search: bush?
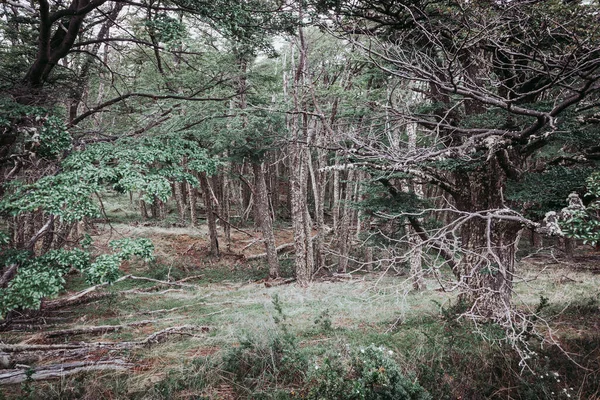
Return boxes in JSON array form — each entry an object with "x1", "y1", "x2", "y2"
[{"x1": 306, "y1": 344, "x2": 431, "y2": 400}]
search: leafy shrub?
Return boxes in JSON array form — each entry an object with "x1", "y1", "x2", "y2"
[
  {"x1": 0, "y1": 249, "x2": 90, "y2": 315},
  {"x1": 0, "y1": 238, "x2": 154, "y2": 316},
  {"x1": 306, "y1": 344, "x2": 430, "y2": 400},
  {"x1": 84, "y1": 238, "x2": 155, "y2": 284},
  {"x1": 559, "y1": 172, "x2": 600, "y2": 246}
]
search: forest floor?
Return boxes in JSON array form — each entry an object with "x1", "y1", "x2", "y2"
[{"x1": 1, "y1": 206, "x2": 600, "y2": 399}]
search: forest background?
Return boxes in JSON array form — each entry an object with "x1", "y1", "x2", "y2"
[{"x1": 1, "y1": 0, "x2": 600, "y2": 398}]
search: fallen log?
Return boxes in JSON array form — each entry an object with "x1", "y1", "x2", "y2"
[
  {"x1": 67, "y1": 274, "x2": 199, "y2": 301},
  {"x1": 245, "y1": 242, "x2": 295, "y2": 261},
  {"x1": 245, "y1": 227, "x2": 332, "y2": 261},
  {"x1": 43, "y1": 292, "x2": 114, "y2": 311},
  {"x1": 0, "y1": 360, "x2": 133, "y2": 385},
  {"x1": 24, "y1": 319, "x2": 157, "y2": 341},
  {"x1": 263, "y1": 278, "x2": 296, "y2": 287},
  {"x1": 1, "y1": 325, "x2": 209, "y2": 353}
]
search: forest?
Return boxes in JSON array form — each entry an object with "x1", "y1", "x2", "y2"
[{"x1": 1, "y1": 0, "x2": 600, "y2": 398}]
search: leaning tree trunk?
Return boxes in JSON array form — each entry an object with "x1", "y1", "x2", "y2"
[
  {"x1": 253, "y1": 162, "x2": 280, "y2": 278},
  {"x1": 454, "y1": 157, "x2": 522, "y2": 318}
]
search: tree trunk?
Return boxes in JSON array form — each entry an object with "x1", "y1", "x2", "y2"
[
  {"x1": 290, "y1": 23, "x2": 314, "y2": 285},
  {"x1": 253, "y1": 162, "x2": 280, "y2": 278},
  {"x1": 338, "y1": 169, "x2": 355, "y2": 273},
  {"x1": 187, "y1": 182, "x2": 197, "y2": 227},
  {"x1": 221, "y1": 169, "x2": 231, "y2": 246},
  {"x1": 173, "y1": 181, "x2": 186, "y2": 225},
  {"x1": 454, "y1": 158, "x2": 522, "y2": 318},
  {"x1": 308, "y1": 146, "x2": 326, "y2": 273},
  {"x1": 199, "y1": 172, "x2": 219, "y2": 257},
  {"x1": 40, "y1": 215, "x2": 55, "y2": 255},
  {"x1": 332, "y1": 158, "x2": 341, "y2": 234},
  {"x1": 406, "y1": 122, "x2": 426, "y2": 291},
  {"x1": 140, "y1": 197, "x2": 149, "y2": 220}
]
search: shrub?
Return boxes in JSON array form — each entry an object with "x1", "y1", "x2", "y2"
[{"x1": 306, "y1": 344, "x2": 431, "y2": 400}]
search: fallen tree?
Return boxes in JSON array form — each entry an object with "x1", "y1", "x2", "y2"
[{"x1": 0, "y1": 360, "x2": 134, "y2": 385}]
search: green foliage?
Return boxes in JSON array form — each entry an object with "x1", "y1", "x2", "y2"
[
  {"x1": 109, "y1": 238, "x2": 155, "y2": 262},
  {"x1": 0, "y1": 249, "x2": 90, "y2": 315},
  {"x1": 306, "y1": 345, "x2": 430, "y2": 400},
  {"x1": 85, "y1": 238, "x2": 155, "y2": 284},
  {"x1": 0, "y1": 97, "x2": 46, "y2": 128},
  {"x1": 63, "y1": 135, "x2": 219, "y2": 202},
  {"x1": 145, "y1": 14, "x2": 186, "y2": 46},
  {"x1": 507, "y1": 166, "x2": 595, "y2": 218},
  {"x1": 0, "y1": 97, "x2": 70, "y2": 159},
  {"x1": 559, "y1": 172, "x2": 600, "y2": 246},
  {"x1": 585, "y1": 171, "x2": 600, "y2": 196},
  {"x1": 37, "y1": 116, "x2": 72, "y2": 158},
  {"x1": 0, "y1": 237, "x2": 154, "y2": 315},
  {"x1": 173, "y1": 0, "x2": 297, "y2": 56},
  {"x1": 226, "y1": 110, "x2": 288, "y2": 163},
  {"x1": 1, "y1": 173, "x2": 101, "y2": 223},
  {"x1": 1, "y1": 133, "x2": 221, "y2": 225},
  {"x1": 85, "y1": 254, "x2": 123, "y2": 285}
]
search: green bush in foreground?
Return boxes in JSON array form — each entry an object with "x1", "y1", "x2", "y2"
[{"x1": 306, "y1": 344, "x2": 430, "y2": 400}]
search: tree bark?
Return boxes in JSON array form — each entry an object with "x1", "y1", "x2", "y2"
[
  {"x1": 406, "y1": 122, "x2": 426, "y2": 291},
  {"x1": 289, "y1": 22, "x2": 314, "y2": 284},
  {"x1": 454, "y1": 158, "x2": 522, "y2": 317},
  {"x1": 188, "y1": 182, "x2": 197, "y2": 227},
  {"x1": 140, "y1": 197, "x2": 149, "y2": 220},
  {"x1": 199, "y1": 172, "x2": 219, "y2": 257},
  {"x1": 173, "y1": 181, "x2": 187, "y2": 225},
  {"x1": 221, "y1": 169, "x2": 231, "y2": 246},
  {"x1": 338, "y1": 169, "x2": 355, "y2": 273},
  {"x1": 308, "y1": 144, "x2": 326, "y2": 272},
  {"x1": 253, "y1": 162, "x2": 280, "y2": 278}
]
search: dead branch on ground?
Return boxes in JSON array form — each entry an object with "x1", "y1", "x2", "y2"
[
  {"x1": 1, "y1": 325, "x2": 208, "y2": 354},
  {"x1": 0, "y1": 360, "x2": 133, "y2": 385}
]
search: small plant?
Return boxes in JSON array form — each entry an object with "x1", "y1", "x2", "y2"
[
  {"x1": 149, "y1": 357, "x2": 215, "y2": 400},
  {"x1": 18, "y1": 368, "x2": 35, "y2": 400},
  {"x1": 314, "y1": 309, "x2": 333, "y2": 332},
  {"x1": 222, "y1": 295, "x2": 308, "y2": 395}
]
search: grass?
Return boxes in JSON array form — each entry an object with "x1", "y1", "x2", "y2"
[{"x1": 2, "y1": 218, "x2": 600, "y2": 399}]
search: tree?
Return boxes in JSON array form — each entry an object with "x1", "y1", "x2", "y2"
[{"x1": 319, "y1": 0, "x2": 600, "y2": 319}]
